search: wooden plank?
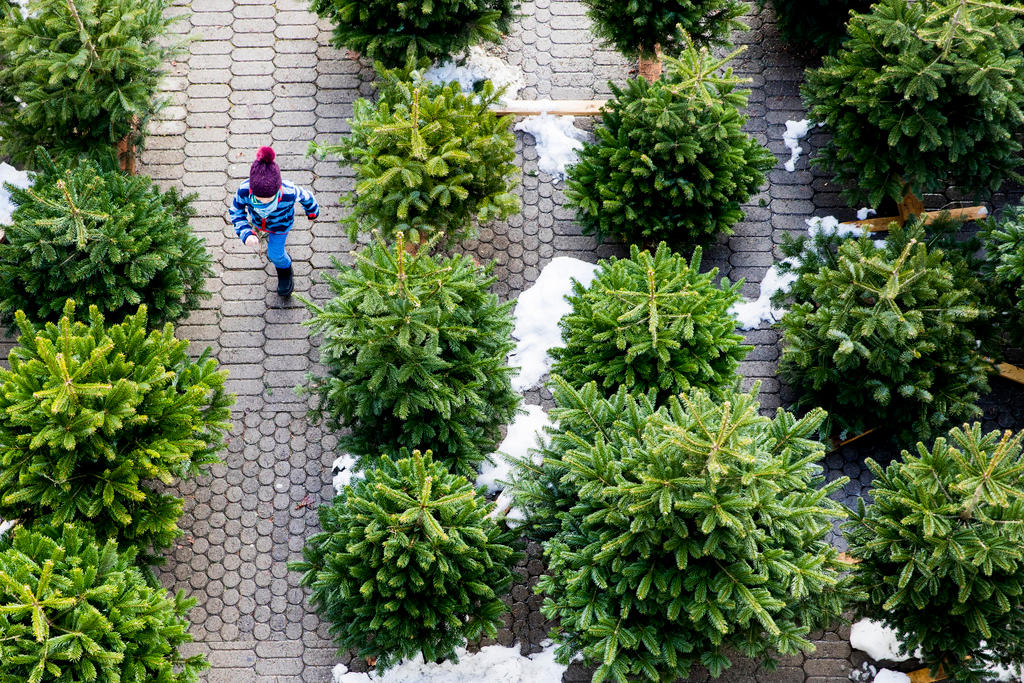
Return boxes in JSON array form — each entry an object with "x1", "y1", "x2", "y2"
[
  {"x1": 909, "y1": 665, "x2": 944, "y2": 683},
  {"x1": 840, "y1": 206, "x2": 989, "y2": 233},
  {"x1": 997, "y1": 362, "x2": 1024, "y2": 386},
  {"x1": 493, "y1": 99, "x2": 608, "y2": 116}
]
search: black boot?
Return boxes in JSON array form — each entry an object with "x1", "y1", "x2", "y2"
[{"x1": 276, "y1": 266, "x2": 294, "y2": 296}]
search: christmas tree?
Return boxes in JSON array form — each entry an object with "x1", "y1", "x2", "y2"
[
  {"x1": 979, "y1": 204, "x2": 1024, "y2": 351},
  {"x1": 0, "y1": 301, "x2": 233, "y2": 555},
  {"x1": 311, "y1": 0, "x2": 517, "y2": 67},
  {"x1": 0, "y1": 523, "x2": 206, "y2": 682},
  {"x1": 803, "y1": 0, "x2": 1024, "y2": 208},
  {"x1": 566, "y1": 44, "x2": 775, "y2": 246},
  {"x1": 581, "y1": 0, "x2": 745, "y2": 59},
  {"x1": 312, "y1": 64, "x2": 520, "y2": 246},
  {"x1": 536, "y1": 386, "x2": 851, "y2": 681},
  {"x1": 758, "y1": 0, "x2": 872, "y2": 54},
  {"x1": 301, "y1": 237, "x2": 520, "y2": 477},
  {"x1": 776, "y1": 222, "x2": 989, "y2": 445},
  {"x1": 846, "y1": 423, "x2": 1024, "y2": 681},
  {"x1": 0, "y1": 0, "x2": 180, "y2": 165},
  {"x1": 0, "y1": 150, "x2": 213, "y2": 332},
  {"x1": 291, "y1": 449, "x2": 521, "y2": 672},
  {"x1": 508, "y1": 376, "x2": 657, "y2": 543},
  {"x1": 551, "y1": 242, "x2": 748, "y2": 404}
]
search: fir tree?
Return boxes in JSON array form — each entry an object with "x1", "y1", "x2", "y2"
[
  {"x1": 0, "y1": 150, "x2": 213, "y2": 332},
  {"x1": 846, "y1": 423, "x2": 1024, "y2": 681},
  {"x1": 803, "y1": 0, "x2": 1024, "y2": 208},
  {"x1": 758, "y1": 0, "x2": 872, "y2": 54},
  {"x1": 566, "y1": 44, "x2": 775, "y2": 246},
  {"x1": 537, "y1": 386, "x2": 851, "y2": 682},
  {"x1": 508, "y1": 376, "x2": 657, "y2": 543},
  {"x1": 551, "y1": 243, "x2": 748, "y2": 404},
  {"x1": 581, "y1": 0, "x2": 745, "y2": 59},
  {"x1": 312, "y1": 63, "x2": 520, "y2": 246},
  {"x1": 301, "y1": 237, "x2": 520, "y2": 477},
  {"x1": 0, "y1": 524, "x2": 206, "y2": 683},
  {"x1": 0, "y1": 0, "x2": 181, "y2": 165},
  {"x1": 777, "y1": 223, "x2": 990, "y2": 445},
  {"x1": 290, "y1": 449, "x2": 521, "y2": 672},
  {"x1": 0, "y1": 301, "x2": 233, "y2": 555},
  {"x1": 979, "y1": 204, "x2": 1024, "y2": 351},
  {"x1": 311, "y1": 0, "x2": 517, "y2": 67}
]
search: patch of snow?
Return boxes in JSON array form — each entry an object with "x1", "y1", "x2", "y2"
[
  {"x1": 0, "y1": 162, "x2": 31, "y2": 226},
  {"x1": 0, "y1": 519, "x2": 14, "y2": 538},
  {"x1": 508, "y1": 257, "x2": 599, "y2": 392},
  {"x1": 987, "y1": 661, "x2": 1024, "y2": 682},
  {"x1": 873, "y1": 670, "x2": 910, "y2": 683},
  {"x1": 423, "y1": 46, "x2": 525, "y2": 105},
  {"x1": 851, "y1": 661, "x2": 878, "y2": 683},
  {"x1": 332, "y1": 642, "x2": 567, "y2": 683},
  {"x1": 731, "y1": 215, "x2": 872, "y2": 329},
  {"x1": 857, "y1": 207, "x2": 876, "y2": 221},
  {"x1": 331, "y1": 453, "x2": 360, "y2": 495},
  {"x1": 730, "y1": 257, "x2": 799, "y2": 330},
  {"x1": 850, "y1": 619, "x2": 913, "y2": 663},
  {"x1": 477, "y1": 405, "x2": 553, "y2": 495},
  {"x1": 806, "y1": 215, "x2": 864, "y2": 239},
  {"x1": 783, "y1": 119, "x2": 812, "y2": 172},
  {"x1": 515, "y1": 114, "x2": 588, "y2": 180}
]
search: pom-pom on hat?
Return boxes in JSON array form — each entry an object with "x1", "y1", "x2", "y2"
[{"x1": 250, "y1": 146, "x2": 282, "y2": 198}]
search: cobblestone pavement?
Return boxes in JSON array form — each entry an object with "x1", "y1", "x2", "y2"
[{"x1": 126, "y1": 1, "x2": 1024, "y2": 681}]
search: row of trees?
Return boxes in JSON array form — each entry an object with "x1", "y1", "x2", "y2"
[
  {"x1": 291, "y1": 233, "x2": 1024, "y2": 681},
  {"x1": 0, "y1": 1, "x2": 231, "y2": 680},
  {"x1": 290, "y1": 1, "x2": 1024, "y2": 681}
]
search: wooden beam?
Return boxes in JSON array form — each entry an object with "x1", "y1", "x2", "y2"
[
  {"x1": 997, "y1": 361, "x2": 1024, "y2": 386},
  {"x1": 840, "y1": 206, "x2": 989, "y2": 233},
  {"x1": 494, "y1": 99, "x2": 608, "y2": 116},
  {"x1": 909, "y1": 665, "x2": 945, "y2": 683}
]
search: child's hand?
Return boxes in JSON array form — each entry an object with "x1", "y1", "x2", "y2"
[{"x1": 244, "y1": 235, "x2": 260, "y2": 251}]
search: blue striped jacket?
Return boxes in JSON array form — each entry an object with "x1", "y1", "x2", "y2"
[{"x1": 230, "y1": 179, "x2": 319, "y2": 242}]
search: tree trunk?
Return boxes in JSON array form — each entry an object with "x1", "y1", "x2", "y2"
[
  {"x1": 637, "y1": 44, "x2": 663, "y2": 81},
  {"x1": 898, "y1": 191, "x2": 925, "y2": 224},
  {"x1": 117, "y1": 116, "x2": 141, "y2": 175}
]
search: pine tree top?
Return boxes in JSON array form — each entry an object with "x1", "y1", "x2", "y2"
[
  {"x1": 777, "y1": 223, "x2": 989, "y2": 444},
  {"x1": 302, "y1": 237, "x2": 519, "y2": 476},
  {"x1": 311, "y1": 0, "x2": 518, "y2": 67},
  {"x1": 0, "y1": 523, "x2": 206, "y2": 682},
  {"x1": 551, "y1": 242, "x2": 749, "y2": 403},
  {"x1": 566, "y1": 43, "x2": 775, "y2": 245},
  {"x1": 847, "y1": 422, "x2": 1024, "y2": 678},
  {"x1": 0, "y1": 0, "x2": 181, "y2": 164},
  {"x1": 581, "y1": 0, "x2": 746, "y2": 59},
  {"x1": 803, "y1": 0, "x2": 1024, "y2": 207},
  {"x1": 312, "y1": 63, "x2": 520, "y2": 246},
  {"x1": 291, "y1": 449, "x2": 521, "y2": 672},
  {"x1": 536, "y1": 385, "x2": 852, "y2": 681},
  {"x1": 0, "y1": 300, "x2": 233, "y2": 554},
  {"x1": 0, "y1": 149, "x2": 213, "y2": 332}
]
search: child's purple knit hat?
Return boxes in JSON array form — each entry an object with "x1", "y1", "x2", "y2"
[{"x1": 250, "y1": 146, "x2": 281, "y2": 197}]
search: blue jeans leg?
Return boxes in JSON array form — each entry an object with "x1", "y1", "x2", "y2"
[{"x1": 266, "y1": 232, "x2": 291, "y2": 268}]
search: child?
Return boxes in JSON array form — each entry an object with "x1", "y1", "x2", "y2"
[{"x1": 230, "y1": 146, "x2": 319, "y2": 296}]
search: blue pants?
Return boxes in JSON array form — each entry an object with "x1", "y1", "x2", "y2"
[{"x1": 266, "y1": 231, "x2": 291, "y2": 268}]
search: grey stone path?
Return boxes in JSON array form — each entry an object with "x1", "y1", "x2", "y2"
[{"x1": 131, "y1": 1, "x2": 1024, "y2": 681}]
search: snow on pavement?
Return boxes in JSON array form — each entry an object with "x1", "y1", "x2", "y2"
[
  {"x1": 508, "y1": 257, "x2": 599, "y2": 392},
  {"x1": 515, "y1": 114, "x2": 589, "y2": 180},
  {"x1": 333, "y1": 643, "x2": 567, "y2": 683},
  {"x1": 0, "y1": 162, "x2": 31, "y2": 225},
  {"x1": 424, "y1": 46, "x2": 525, "y2": 105}
]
